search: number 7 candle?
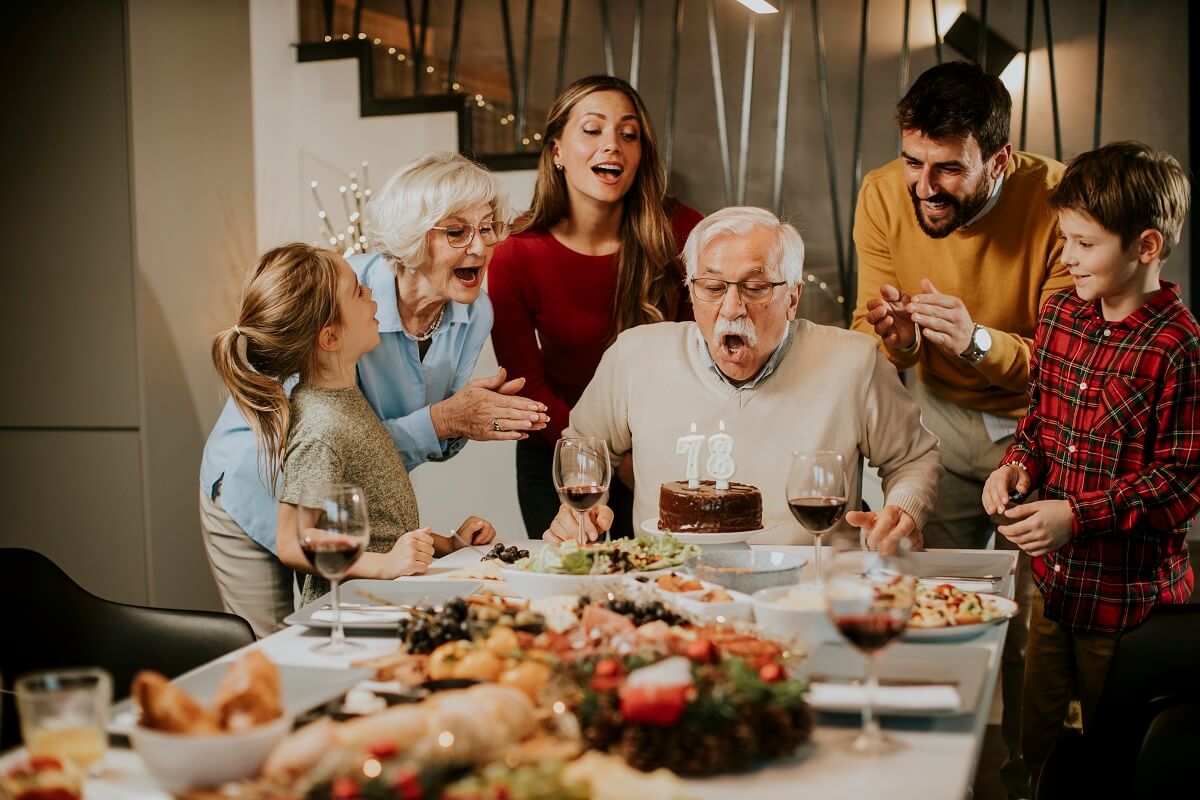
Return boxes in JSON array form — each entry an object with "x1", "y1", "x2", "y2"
[{"x1": 675, "y1": 422, "x2": 706, "y2": 489}]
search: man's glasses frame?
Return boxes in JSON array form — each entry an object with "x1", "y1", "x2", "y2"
[
  {"x1": 431, "y1": 221, "x2": 508, "y2": 248},
  {"x1": 689, "y1": 277, "x2": 788, "y2": 304}
]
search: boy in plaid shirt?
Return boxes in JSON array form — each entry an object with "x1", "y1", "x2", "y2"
[{"x1": 982, "y1": 140, "x2": 1199, "y2": 788}]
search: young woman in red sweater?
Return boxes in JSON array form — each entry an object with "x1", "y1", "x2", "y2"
[{"x1": 488, "y1": 74, "x2": 701, "y2": 539}]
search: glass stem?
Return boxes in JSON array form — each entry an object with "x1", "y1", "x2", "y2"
[
  {"x1": 813, "y1": 534, "x2": 823, "y2": 583},
  {"x1": 330, "y1": 577, "x2": 345, "y2": 647},
  {"x1": 862, "y1": 654, "x2": 881, "y2": 751},
  {"x1": 577, "y1": 510, "x2": 586, "y2": 546}
]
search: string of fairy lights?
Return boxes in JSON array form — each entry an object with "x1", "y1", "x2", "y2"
[
  {"x1": 310, "y1": 162, "x2": 371, "y2": 257},
  {"x1": 309, "y1": 34, "x2": 845, "y2": 310}
]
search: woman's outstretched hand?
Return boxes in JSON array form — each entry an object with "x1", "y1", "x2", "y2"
[{"x1": 430, "y1": 367, "x2": 550, "y2": 441}]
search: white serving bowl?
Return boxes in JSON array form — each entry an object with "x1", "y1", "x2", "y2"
[
  {"x1": 752, "y1": 585, "x2": 839, "y2": 653},
  {"x1": 676, "y1": 587, "x2": 755, "y2": 622},
  {"x1": 689, "y1": 550, "x2": 807, "y2": 594},
  {"x1": 129, "y1": 715, "x2": 293, "y2": 792}
]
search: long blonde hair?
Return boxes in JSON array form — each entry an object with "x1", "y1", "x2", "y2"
[
  {"x1": 212, "y1": 243, "x2": 344, "y2": 485},
  {"x1": 519, "y1": 75, "x2": 680, "y2": 342}
]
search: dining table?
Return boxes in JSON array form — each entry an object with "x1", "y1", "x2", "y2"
[{"x1": 3, "y1": 542, "x2": 1018, "y2": 800}]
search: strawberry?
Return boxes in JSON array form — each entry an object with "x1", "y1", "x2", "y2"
[
  {"x1": 330, "y1": 776, "x2": 360, "y2": 799},
  {"x1": 618, "y1": 684, "x2": 689, "y2": 726},
  {"x1": 758, "y1": 662, "x2": 785, "y2": 683},
  {"x1": 685, "y1": 639, "x2": 719, "y2": 664}
]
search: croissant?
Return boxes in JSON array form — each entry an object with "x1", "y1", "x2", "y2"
[
  {"x1": 214, "y1": 651, "x2": 283, "y2": 731},
  {"x1": 132, "y1": 671, "x2": 220, "y2": 734}
]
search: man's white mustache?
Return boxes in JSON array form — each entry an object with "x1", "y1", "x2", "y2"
[{"x1": 713, "y1": 317, "x2": 759, "y2": 348}]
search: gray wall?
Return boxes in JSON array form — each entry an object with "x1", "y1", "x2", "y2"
[{"x1": 0, "y1": 0, "x2": 255, "y2": 610}]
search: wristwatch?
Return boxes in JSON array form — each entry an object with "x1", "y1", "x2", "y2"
[{"x1": 959, "y1": 324, "x2": 992, "y2": 364}]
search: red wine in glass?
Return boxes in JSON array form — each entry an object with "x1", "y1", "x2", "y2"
[
  {"x1": 299, "y1": 538, "x2": 364, "y2": 580},
  {"x1": 786, "y1": 451, "x2": 848, "y2": 582},
  {"x1": 834, "y1": 612, "x2": 907, "y2": 653},
  {"x1": 552, "y1": 438, "x2": 612, "y2": 545},
  {"x1": 562, "y1": 483, "x2": 606, "y2": 512},
  {"x1": 788, "y1": 495, "x2": 848, "y2": 532}
]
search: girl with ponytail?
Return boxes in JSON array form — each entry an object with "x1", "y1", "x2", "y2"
[{"x1": 206, "y1": 243, "x2": 497, "y2": 627}]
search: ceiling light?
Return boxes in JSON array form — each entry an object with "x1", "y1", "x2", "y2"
[{"x1": 735, "y1": 0, "x2": 779, "y2": 13}]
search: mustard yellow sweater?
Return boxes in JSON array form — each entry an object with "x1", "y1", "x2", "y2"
[{"x1": 851, "y1": 151, "x2": 1072, "y2": 417}]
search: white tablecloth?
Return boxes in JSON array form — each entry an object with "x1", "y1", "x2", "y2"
[{"x1": 6, "y1": 545, "x2": 1016, "y2": 800}]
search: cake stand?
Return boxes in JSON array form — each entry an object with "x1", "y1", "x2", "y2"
[{"x1": 640, "y1": 518, "x2": 777, "y2": 551}]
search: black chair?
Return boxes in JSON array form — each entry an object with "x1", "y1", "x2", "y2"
[
  {"x1": 1133, "y1": 703, "x2": 1200, "y2": 798},
  {"x1": 0, "y1": 547, "x2": 255, "y2": 750},
  {"x1": 1036, "y1": 603, "x2": 1200, "y2": 798}
]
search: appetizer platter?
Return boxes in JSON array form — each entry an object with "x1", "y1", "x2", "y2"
[{"x1": 905, "y1": 583, "x2": 1019, "y2": 641}]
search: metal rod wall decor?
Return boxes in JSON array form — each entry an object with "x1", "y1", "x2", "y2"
[
  {"x1": 844, "y1": 0, "x2": 871, "y2": 318},
  {"x1": 810, "y1": 0, "x2": 847, "y2": 302},
  {"x1": 448, "y1": 0, "x2": 464, "y2": 87},
  {"x1": 664, "y1": 0, "x2": 685, "y2": 178},
  {"x1": 707, "y1": 0, "x2": 735, "y2": 205},
  {"x1": 1094, "y1": 0, "x2": 1107, "y2": 149},
  {"x1": 630, "y1": 0, "x2": 644, "y2": 90},
  {"x1": 898, "y1": 0, "x2": 911, "y2": 154},
  {"x1": 600, "y1": 0, "x2": 615, "y2": 76},
  {"x1": 772, "y1": 0, "x2": 795, "y2": 215},
  {"x1": 518, "y1": 0, "x2": 536, "y2": 148},
  {"x1": 499, "y1": 0, "x2": 521, "y2": 142},
  {"x1": 556, "y1": 0, "x2": 571, "y2": 97},
  {"x1": 1020, "y1": 0, "x2": 1033, "y2": 150},
  {"x1": 736, "y1": 15, "x2": 757, "y2": 206},
  {"x1": 1043, "y1": 0, "x2": 1063, "y2": 161},
  {"x1": 931, "y1": 0, "x2": 943, "y2": 64},
  {"x1": 978, "y1": 0, "x2": 988, "y2": 72}
]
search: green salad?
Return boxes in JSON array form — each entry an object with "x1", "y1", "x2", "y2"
[{"x1": 518, "y1": 534, "x2": 701, "y2": 575}]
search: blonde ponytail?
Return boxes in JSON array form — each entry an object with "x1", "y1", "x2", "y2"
[{"x1": 211, "y1": 243, "x2": 344, "y2": 488}]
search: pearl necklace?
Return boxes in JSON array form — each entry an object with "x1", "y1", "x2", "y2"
[{"x1": 407, "y1": 303, "x2": 446, "y2": 342}]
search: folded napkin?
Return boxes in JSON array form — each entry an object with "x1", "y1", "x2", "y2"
[
  {"x1": 919, "y1": 578, "x2": 998, "y2": 594},
  {"x1": 808, "y1": 681, "x2": 961, "y2": 711}
]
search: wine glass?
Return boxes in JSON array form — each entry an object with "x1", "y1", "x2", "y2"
[
  {"x1": 297, "y1": 483, "x2": 370, "y2": 654},
  {"x1": 552, "y1": 437, "x2": 612, "y2": 545},
  {"x1": 786, "y1": 451, "x2": 848, "y2": 582},
  {"x1": 824, "y1": 543, "x2": 916, "y2": 755}
]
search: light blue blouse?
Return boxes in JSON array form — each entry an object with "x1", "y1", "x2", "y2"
[{"x1": 199, "y1": 252, "x2": 493, "y2": 552}]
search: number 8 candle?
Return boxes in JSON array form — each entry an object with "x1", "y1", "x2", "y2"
[
  {"x1": 706, "y1": 420, "x2": 736, "y2": 490},
  {"x1": 676, "y1": 422, "x2": 706, "y2": 489}
]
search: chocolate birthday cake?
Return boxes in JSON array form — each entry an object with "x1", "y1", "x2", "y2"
[{"x1": 658, "y1": 480, "x2": 762, "y2": 533}]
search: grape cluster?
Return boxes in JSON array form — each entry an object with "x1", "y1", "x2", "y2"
[
  {"x1": 481, "y1": 543, "x2": 530, "y2": 564},
  {"x1": 602, "y1": 597, "x2": 686, "y2": 627},
  {"x1": 397, "y1": 598, "x2": 471, "y2": 654}
]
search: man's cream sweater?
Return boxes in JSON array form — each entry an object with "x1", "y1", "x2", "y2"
[{"x1": 565, "y1": 320, "x2": 943, "y2": 545}]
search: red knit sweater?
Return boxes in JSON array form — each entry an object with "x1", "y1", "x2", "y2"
[{"x1": 488, "y1": 203, "x2": 703, "y2": 447}]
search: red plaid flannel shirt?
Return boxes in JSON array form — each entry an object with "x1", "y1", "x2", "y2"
[{"x1": 1004, "y1": 283, "x2": 1200, "y2": 633}]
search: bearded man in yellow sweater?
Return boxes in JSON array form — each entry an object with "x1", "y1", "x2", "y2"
[{"x1": 852, "y1": 61, "x2": 1070, "y2": 798}]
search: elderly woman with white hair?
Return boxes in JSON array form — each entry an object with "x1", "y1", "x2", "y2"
[
  {"x1": 544, "y1": 205, "x2": 943, "y2": 550},
  {"x1": 200, "y1": 153, "x2": 549, "y2": 636}
]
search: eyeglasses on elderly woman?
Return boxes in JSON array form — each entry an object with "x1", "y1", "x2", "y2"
[
  {"x1": 431, "y1": 221, "x2": 509, "y2": 249},
  {"x1": 689, "y1": 277, "x2": 787, "y2": 304}
]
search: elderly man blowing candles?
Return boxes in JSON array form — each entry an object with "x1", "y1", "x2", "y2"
[{"x1": 544, "y1": 207, "x2": 942, "y2": 549}]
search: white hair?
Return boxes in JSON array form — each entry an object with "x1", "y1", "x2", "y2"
[
  {"x1": 682, "y1": 206, "x2": 805, "y2": 287},
  {"x1": 365, "y1": 152, "x2": 513, "y2": 269}
]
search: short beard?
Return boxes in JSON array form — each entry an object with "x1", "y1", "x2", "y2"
[
  {"x1": 909, "y1": 175, "x2": 994, "y2": 239},
  {"x1": 713, "y1": 316, "x2": 759, "y2": 349}
]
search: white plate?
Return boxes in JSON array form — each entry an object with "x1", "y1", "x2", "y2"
[
  {"x1": 903, "y1": 593, "x2": 1020, "y2": 642},
  {"x1": 498, "y1": 563, "x2": 686, "y2": 599},
  {"x1": 640, "y1": 517, "x2": 777, "y2": 544}
]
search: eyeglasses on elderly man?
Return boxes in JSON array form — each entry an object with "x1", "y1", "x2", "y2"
[{"x1": 689, "y1": 277, "x2": 788, "y2": 304}]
